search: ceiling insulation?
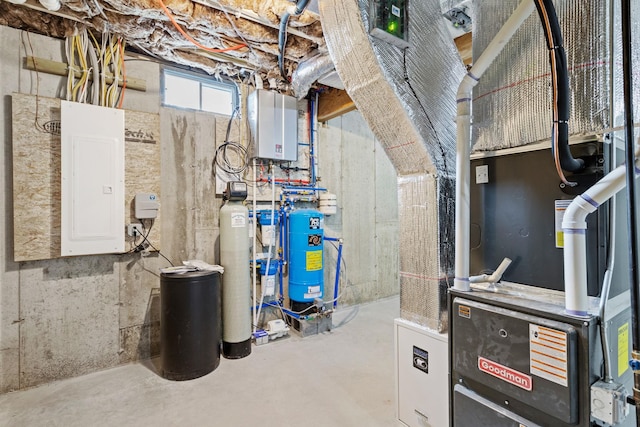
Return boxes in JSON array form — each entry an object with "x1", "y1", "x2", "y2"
[{"x1": 0, "y1": 0, "x2": 326, "y2": 87}]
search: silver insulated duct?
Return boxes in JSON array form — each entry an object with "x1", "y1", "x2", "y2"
[
  {"x1": 319, "y1": 0, "x2": 465, "y2": 331},
  {"x1": 472, "y1": 0, "x2": 640, "y2": 152}
]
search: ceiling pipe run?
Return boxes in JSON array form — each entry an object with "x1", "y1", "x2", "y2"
[{"x1": 453, "y1": 0, "x2": 537, "y2": 292}]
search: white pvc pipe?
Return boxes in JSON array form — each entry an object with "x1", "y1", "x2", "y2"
[
  {"x1": 255, "y1": 163, "x2": 277, "y2": 328},
  {"x1": 252, "y1": 158, "x2": 258, "y2": 334},
  {"x1": 454, "y1": 0, "x2": 536, "y2": 291},
  {"x1": 563, "y1": 164, "x2": 629, "y2": 315},
  {"x1": 469, "y1": 258, "x2": 513, "y2": 284}
]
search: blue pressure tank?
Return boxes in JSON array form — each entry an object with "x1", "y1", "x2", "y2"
[{"x1": 288, "y1": 209, "x2": 324, "y2": 310}]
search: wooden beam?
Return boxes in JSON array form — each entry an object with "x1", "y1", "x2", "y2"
[
  {"x1": 454, "y1": 32, "x2": 472, "y2": 66},
  {"x1": 317, "y1": 88, "x2": 356, "y2": 122},
  {"x1": 25, "y1": 56, "x2": 147, "y2": 92}
]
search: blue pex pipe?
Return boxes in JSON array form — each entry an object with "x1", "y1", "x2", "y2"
[
  {"x1": 252, "y1": 302, "x2": 301, "y2": 319},
  {"x1": 324, "y1": 237, "x2": 343, "y2": 308},
  {"x1": 279, "y1": 207, "x2": 287, "y2": 297}
]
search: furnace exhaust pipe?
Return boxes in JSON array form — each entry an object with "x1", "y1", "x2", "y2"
[{"x1": 454, "y1": 0, "x2": 536, "y2": 291}]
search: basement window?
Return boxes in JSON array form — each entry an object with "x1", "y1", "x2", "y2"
[{"x1": 162, "y1": 68, "x2": 238, "y2": 116}]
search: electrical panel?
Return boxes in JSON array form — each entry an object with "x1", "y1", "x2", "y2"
[
  {"x1": 247, "y1": 89, "x2": 298, "y2": 162},
  {"x1": 61, "y1": 101, "x2": 125, "y2": 256},
  {"x1": 370, "y1": 0, "x2": 410, "y2": 49}
]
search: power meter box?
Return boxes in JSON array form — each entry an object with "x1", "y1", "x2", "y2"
[
  {"x1": 135, "y1": 193, "x2": 159, "y2": 219},
  {"x1": 247, "y1": 89, "x2": 298, "y2": 162},
  {"x1": 370, "y1": 0, "x2": 410, "y2": 49}
]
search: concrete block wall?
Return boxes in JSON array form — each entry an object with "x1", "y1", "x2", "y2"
[{"x1": 0, "y1": 25, "x2": 398, "y2": 393}]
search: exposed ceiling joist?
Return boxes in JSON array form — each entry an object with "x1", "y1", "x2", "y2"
[
  {"x1": 192, "y1": 0, "x2": 324, "y2": 46},
  {"x1": 0, "y1": 0, "x2": 327, "y2": 88}
]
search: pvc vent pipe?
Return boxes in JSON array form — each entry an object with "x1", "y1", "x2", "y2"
[
  {"x1": 562, "y1": 158, "x2": 639, "y2": 316},
  {"x1": 454, "y1": 0, "x2": 536, "y2": 291}
]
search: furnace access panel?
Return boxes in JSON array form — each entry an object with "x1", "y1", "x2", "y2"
[{"x1": 450, "y1": 293, "x2": 598, "y2": 427}]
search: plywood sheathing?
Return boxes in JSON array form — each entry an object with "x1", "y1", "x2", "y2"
[{"x1": 12, "y1": 93, "x2": 161, "y2": 262}]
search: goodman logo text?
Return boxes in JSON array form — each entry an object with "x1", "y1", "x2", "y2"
[{"x1": 478, "y1": 356, "x2": 532, "y2": 391}]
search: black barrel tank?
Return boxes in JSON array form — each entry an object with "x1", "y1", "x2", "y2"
[{"x1": 160, "y1": 270, "x2": 221, "y2": 380}]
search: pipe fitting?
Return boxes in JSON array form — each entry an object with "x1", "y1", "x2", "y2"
[{"x1": 562, "y1": 196, "x2": 593, "y2": 230}]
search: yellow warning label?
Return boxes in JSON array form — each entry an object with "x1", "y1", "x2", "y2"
[
  {"x1": 306, "y1": 250, "x2": 322, "y2": 271},
  {"x1": 555, "y1": 199, "x2": 571, "y2": 248},
  {"x1": 619, "y1": 322, "x2": 629, "y2": 377},
  {"x1": 458, "y1": 305, "x2": 470, "y2": 319}
]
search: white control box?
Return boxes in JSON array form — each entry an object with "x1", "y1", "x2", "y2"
[
  {"x1": 135, "y1": 193, "x2": 159, "y2": 219},
  {"x1": 395, "y1": 318, "x2": 449, "y2": 427}
]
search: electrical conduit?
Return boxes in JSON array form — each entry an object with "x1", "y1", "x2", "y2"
[
  {"x1": 278, "y1": 0, "x2": 311, "y2": 78},
  {"x1": 454, "y1": 0, "x2": 537, "y2": 291},
  {"x1": 619, "y1": 0, "x2": 640, "y2": 417}
]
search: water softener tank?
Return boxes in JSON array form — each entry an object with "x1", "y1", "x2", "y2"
[
  {"x1": 219, "y1": 182, "x2": 251, "y2": 359},
  {"x1": 288, "y1": 209, "x2": 324, "y2": 311},
  {"x1": 160, "y1": 270, "x2": 221, "y2": 380}
]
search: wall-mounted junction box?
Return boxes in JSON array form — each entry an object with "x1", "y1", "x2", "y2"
[
  {"x1": 247, "y1": 89, "x2": 298, "y2": 162},
  {"x1": 135, "y1": 193, "x2": 159, "y2": 219},
  {"x1": 370, "y1": 0, "x2": 410, "y2": 49}
]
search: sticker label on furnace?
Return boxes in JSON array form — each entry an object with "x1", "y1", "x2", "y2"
[
  {"x1": 619, "y1": 322, "x2": 630, "y2": 377},
  {"x1": 478, "y1": 357, "x2": 532, "y2": 391},
  {"x1": 458, "y1": 305, "x2": 471, "y2": 319},
  {"x1": 555, "y1": 199, "x2": 572, "y2": 248},
  {"x1": 529, "y1": 324, "x2": 568, "y2": 387}
]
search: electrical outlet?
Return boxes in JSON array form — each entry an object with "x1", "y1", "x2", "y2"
[
  {"x1": 476, "y1": 164, "x2": 489, "y2": 184},
  {"x1": 127, "y1": 223, "x2": 143, "y2": 237}
]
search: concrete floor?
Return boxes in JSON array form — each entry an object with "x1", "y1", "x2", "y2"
[{"x1": 0, "y1": 296, "x2": 400, "y2": 427}]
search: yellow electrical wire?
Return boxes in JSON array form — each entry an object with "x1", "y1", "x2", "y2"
[
  {"x1": 117, "y1": 39, "x2": 127, "y2": 109},
  {"x1": 66, "y1": 34, "x2": 76, "y2": 101},
  {"x1": 71, "y1": 34, "x2": 89, "y2": 102}
]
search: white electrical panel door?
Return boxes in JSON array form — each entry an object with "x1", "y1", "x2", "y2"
[
  {"x1": 61, "y1": 101, "x2": 125, "y2": 256},
  {"x1": 395, "y1": 318, "x2": 450, "y2": 427}
]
